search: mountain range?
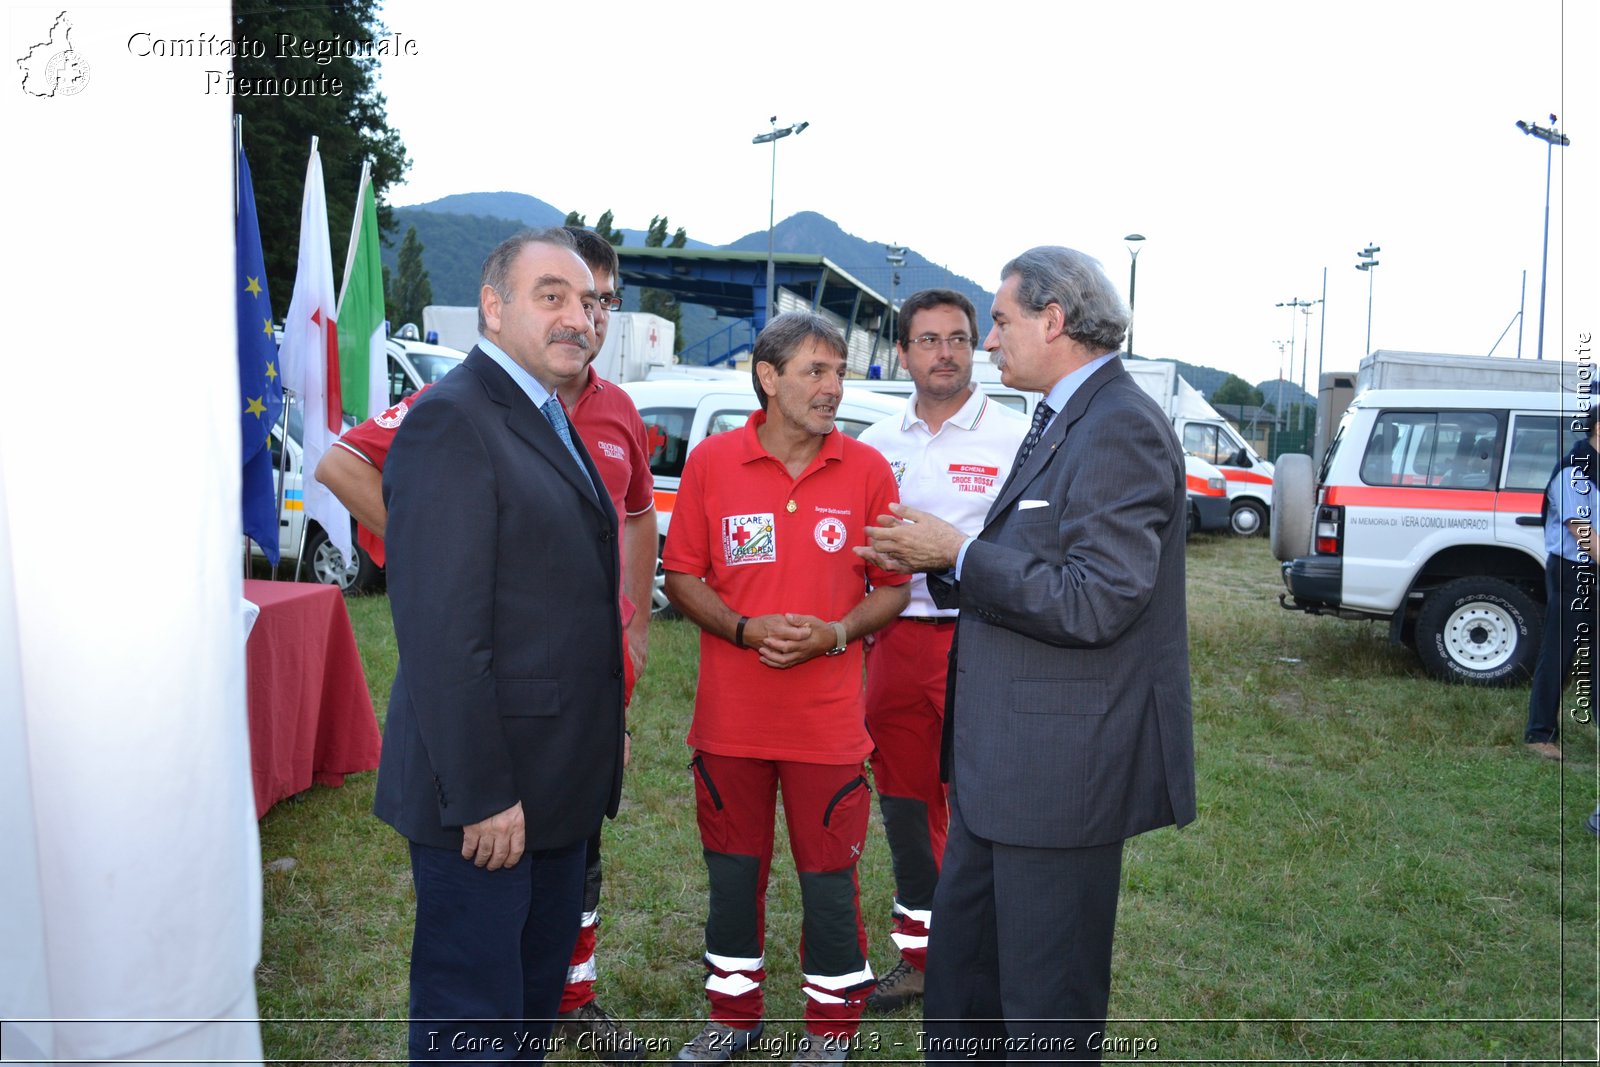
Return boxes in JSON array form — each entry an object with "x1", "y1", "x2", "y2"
[{"x1": 385, "y1": 192, "x2": 1312, "y2": 406}]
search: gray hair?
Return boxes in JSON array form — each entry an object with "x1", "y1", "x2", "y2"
[
  {"x1": 1001, "y1": 246, "x2": 1129, "y2": 354},
  {"x1": 750, "y1": 311, "x2": 848, "y2": 409},
  {"x1": 478, "y1": 227, "x2": 580, "y2": 334}
]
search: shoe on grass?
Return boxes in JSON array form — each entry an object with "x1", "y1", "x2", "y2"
[
  {"x1": 864, "y1": 958, "x2": 924, "y2": 1013},
  {"x1": 557, "y1": 999, "x2": 643, "y2": 1065},
  {"x1": 1526, "y1": 741, "x2": 1564, "y2": 761},
  {"x1": 790, "y1": 1034, "x2": 848, "y2": 1065},
  {"x1": 675, "y1": 1020, "x2": 764, "y2": 1063}
]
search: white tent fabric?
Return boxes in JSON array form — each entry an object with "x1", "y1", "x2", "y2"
[{"x1": 0, "y1": 3, "x2": 264, "y2": 1061}]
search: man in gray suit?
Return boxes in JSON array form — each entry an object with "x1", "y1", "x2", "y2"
[{"x1": 861, "y1": 246, "x2": 1195, "y2": 1061}]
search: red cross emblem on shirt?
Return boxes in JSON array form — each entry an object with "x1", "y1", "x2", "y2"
[{"x1": 814, "y1": 516, "x2": 847, "y2": 553}]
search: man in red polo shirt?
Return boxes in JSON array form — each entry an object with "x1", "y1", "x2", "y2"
[
  {"x1": 662, "y1": 312, "x2": 909, "y2": 1066},
  {"x1": 314, "y1": 228, "x2": 653, "y2": 1063}
]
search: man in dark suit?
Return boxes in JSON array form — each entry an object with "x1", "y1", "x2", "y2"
[
  {"x1": 862, "y1": 246, "x2": 1195, "y2": 1062},
  {"x1": 376, "y1": 227, "x2": 626, "y2": 1062}
]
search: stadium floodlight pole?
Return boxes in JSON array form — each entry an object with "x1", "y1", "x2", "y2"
[
  {"x1": 1124, "y1": 234, "x2": 1145, "y2": 356},
  {"x1": 885, "y1": 244, "x2": 907, "y2": 377},
  {"x1": 752, "y1": 116, "x2": 810, "y2": 322},
  {"x1": 1275, "y1": 297, "x2": 1314, "y2": 431},
  {"x1": 1354, "y1": 245, "x2": 1380, "y2": 355},
  {"x1": 1515, "y1": 116, "x2": 1570, "y2": 360}
]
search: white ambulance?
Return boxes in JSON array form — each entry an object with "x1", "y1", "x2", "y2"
[{"x1": 1274, "y1": 388, "x2": 1589, "y2": 684}]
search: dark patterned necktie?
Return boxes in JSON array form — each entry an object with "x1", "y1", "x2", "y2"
[
  {"x1": 1014, "y1": 400, "x2": 1055, "y2": 470},
  {"x1": 540, "y1": 395, "x2": 596, "y2": 498}
]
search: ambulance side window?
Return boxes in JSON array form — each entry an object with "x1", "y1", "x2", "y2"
[
  {"x1": 638, "y1": 407, "x2": 693, "y2": 479},
  {"x1": 1362, "y1": 412, "x2": 1436, "y2": 486},
  {"x1": 1435, "y1": 413, "x2": 1498, "y2": 489},
  {"x1": 388, "y1": 356, "x2": 409, "y2": 406},
  {"x1": 1183, "y1": 424, "x2": 1224, "y2": 465},
  {"x1": 1360, "y1": 411, "x2": 1496, "y2": 488},
  {"x1": 1505, "y1": 415, "x2": 1583, "y2": 491},
  {"x1": 707, "y1": 409, "x2": 753, "y2": 437}
]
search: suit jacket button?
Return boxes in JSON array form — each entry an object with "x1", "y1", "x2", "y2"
[
  {"x1": 612, "y1": 666, "x2": 623, "y2": 679},
  {"x1": 599, "y1": 530, "x2": 611, "y2": 542}
]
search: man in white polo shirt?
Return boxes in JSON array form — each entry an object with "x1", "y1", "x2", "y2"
[{"x1": 855, "y1": 288, "x2": 1027, "y2": 1012}]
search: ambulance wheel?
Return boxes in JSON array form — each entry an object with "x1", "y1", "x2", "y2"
[
  {"x1": 1270, "y1": 454, "x2": 1315, "y2": 562},
  {"x1": 1414, "y1": 577, "x2": 1540, "y2": 686},
  {"x1": 652, "y1": 550, "x2": 679, "y2": 619},
  {"x1": 1229, "y1": 499, "x2": 1268, "y2": 537},
  {"x1": 303, "y1": 525, "x2": 380, "y2": 594}
]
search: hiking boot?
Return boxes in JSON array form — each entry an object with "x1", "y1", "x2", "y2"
[
  {"x1": 864, "y1": 958, "x2": 924, "y2": 1012},
  {"x1": 557, "y1": 1000, "x2": 644, "y2": 1065},
  {"x1": 675, "y1": 1020, "x2": 764, "y2": 1063},
  {"x1": 790, "y1": 1034, "x2": 848, "y2": 1065}
]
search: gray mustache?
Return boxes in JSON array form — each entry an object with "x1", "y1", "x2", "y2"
[{"x1": 550, "y1": 329, "x2": 591, "y2": 350}]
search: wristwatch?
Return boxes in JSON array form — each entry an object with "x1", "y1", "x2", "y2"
[{"x1": 824, "y1": 621, "x2": 848, "y2": 656}]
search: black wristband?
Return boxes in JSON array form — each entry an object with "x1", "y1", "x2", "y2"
[{"x1": 734, "y1": 615, "x2": 750, "y2": 649}]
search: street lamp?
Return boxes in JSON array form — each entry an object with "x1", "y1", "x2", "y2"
[
  {"x1": 1299, "y1": 301, "x2": 1322, "y2": 434},
  {"x1": 1354, "y1": 244, "x2": 1380, "y2": 355},
  {"x1": 1124, "y1": 234, "x2": 1145, "y2": 356},
  {"x1": 885, "y1": 244, "x2": 907, "y2": 377},
  {"x1": 751, "y1": 116, "x2": 810, "y2": 322},
  {"x1": 1515, "y1": 115, "x2": 1570, "y2": 360},
  {"x1": 1276, "y1": 297, "x2": 1315, "y2": 429}
]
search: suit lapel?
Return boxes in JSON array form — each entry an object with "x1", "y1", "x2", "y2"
[
  {"x1": 986, "y1": 358, "x2": 1128, "y2": 524},
  {"x1": 464, "y1": 349, "x2": 609, "y2": 517}
]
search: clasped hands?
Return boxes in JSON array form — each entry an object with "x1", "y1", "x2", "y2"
[
  {"x1": 740, "y1": 613, "x2": 836, "y2": 669},
  {"x1": 854, "y1": 502, "x2": 965, "y2": 574}
]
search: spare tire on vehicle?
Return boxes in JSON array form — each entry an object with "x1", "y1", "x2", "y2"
[{"x1": 1270, "y1": 453, "x2": 1315, "y2": 562}]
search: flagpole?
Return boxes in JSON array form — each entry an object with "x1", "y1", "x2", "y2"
[
  {"x1": 237, "y1": 115, "x2": 250, "y2": 576},
  {"x1": 291, "y1": 134, "x2": 320, "y2": 584},
  {"x1": 274, "y1": 390, "x2": 293, "y2": 582}
]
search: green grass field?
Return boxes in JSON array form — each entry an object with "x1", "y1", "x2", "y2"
[{"x1": 255, "y1": 535, "x2": 1599, "y2": 1063}]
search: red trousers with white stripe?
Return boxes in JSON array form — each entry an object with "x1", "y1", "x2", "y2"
[
  {"x1": 557, "y1": 648, "x2": 637, "y2": 1013},
  {"x1": 690, "y1": 752, "x2": 874, "y2": 1037},
  {"x1": 863, "y1": 618, "x2": 956, "y2": 973}
]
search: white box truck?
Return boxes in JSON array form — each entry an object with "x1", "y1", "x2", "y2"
[
  {"x1": 590, "y1": 312, "x2": 675, "y2": 385},
  {"x1": 1124, "y1": 360, "x2": 1275, "y2": 536},
  {"x1": 1355, "y1": 349, "x2": 1581, "y2": 394},
  {"x1": 419, "y1": 305, "x2": 675, "y2": 385}
]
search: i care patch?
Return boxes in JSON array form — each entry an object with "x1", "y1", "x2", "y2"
[{"x1": 722, "y1": 513, "x2": 776, "y2": 565}]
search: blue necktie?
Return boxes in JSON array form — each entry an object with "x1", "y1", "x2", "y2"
[
  {"x1": 540, "y1": 395, "x2": 596, "y2": 498},
  {"x1": 1015, "y1": 400, "x2": 1055, "y2": 470}
]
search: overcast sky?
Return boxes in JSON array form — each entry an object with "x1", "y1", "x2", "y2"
[{"x1": 376, "y1": 0, "x2": 1595, "y2": 388}]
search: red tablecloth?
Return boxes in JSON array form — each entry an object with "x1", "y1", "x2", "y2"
[{"x1": 243, "y1": 579, "x2": 381, "y2": 818}]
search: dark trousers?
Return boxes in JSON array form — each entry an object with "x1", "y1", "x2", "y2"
[
  {"x1": 1526, "y1": 554, "x2": 1598, "y2": 743},
  {"x1": 407, "y1": 837, "x2": 587, "y2": 1063},
  {"x1": 923, "y1": 788, "x2": 1123, "y2": 1065}
]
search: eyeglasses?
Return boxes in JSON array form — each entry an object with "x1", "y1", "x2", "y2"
[
  {"x1": 595, "y1": 294, "x2": 623, "y2": 313},
  {"x1": 909, "y1": 333, "x2": 974, "y2": 353}
]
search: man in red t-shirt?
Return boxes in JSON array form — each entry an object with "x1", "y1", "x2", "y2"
[
  {"x1": 315, "y1": 229, "x2": 653, "y2": 1063},
  {"x1": 662, "y1": 312, "x2": 909, "y2": 1065}
]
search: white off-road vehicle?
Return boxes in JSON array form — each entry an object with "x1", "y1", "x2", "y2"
[{"x1": 1273, "y1": 388, "x2": 1588, "y2": 685}]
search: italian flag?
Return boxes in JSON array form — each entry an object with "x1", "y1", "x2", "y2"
[{"x1": 336, "y1": 161, "x2": 388, "y2": 424}]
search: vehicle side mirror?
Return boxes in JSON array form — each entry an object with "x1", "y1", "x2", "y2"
[{"x1": 1230, "y1": 448, "x2": 1250, "y2": 467}]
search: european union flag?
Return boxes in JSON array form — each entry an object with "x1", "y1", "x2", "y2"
[{"x1": 237, "y1": 135, "x2": 284, "y2": 566}]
